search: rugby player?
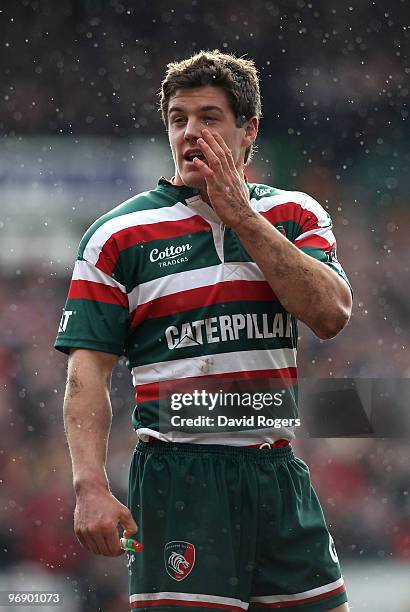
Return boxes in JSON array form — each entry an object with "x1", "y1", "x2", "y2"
[{"x1": 56, "y1": 50, "x2": 352, "y2": 611}]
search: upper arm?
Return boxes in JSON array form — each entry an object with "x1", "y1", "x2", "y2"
[
  {"x1": 293, "y1": 193, "x2": 352, "y2": 296},
  {"x1": 55, "y1": 258, "x2": 129, "y2": 357},
  {"x1": 67, "y1": 348, "x2": 118, "y2": 389}
]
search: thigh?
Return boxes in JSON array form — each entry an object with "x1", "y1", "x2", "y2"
[
  {"x1": 249, "y1": 457, "x2": 349, "y2": 612},
  {"x1": 127, "y1": 444, "x2": 258, "y2": 611}
]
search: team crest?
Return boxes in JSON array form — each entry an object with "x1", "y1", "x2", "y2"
[{"x1": 164, "y1": 541, "x2": 195, "y2": 581}]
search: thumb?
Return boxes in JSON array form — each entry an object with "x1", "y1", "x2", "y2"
[{"x1": 120, "y1": 509, "x2": 138, "y2": 538}]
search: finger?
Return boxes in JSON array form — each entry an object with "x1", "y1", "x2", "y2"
[
  {"x1": 192, "y1": 156, "x2": 216, "y2": 181},
  {"x1": 197, "y1": 137, "x2": 224, "y2": 172},
  {"x1": 82, "y1": 532, "x2": 102, "y2": 555},
  {"x1": 76, "y1": 531, "x2": 89, "y2": 551},
  {"x1": 120, "y1": 509, "x2": 139, "y2": 536},
  {"x1": 202, "y1": 128, "x2": 227, "y2": 155},
  {"x1": 211, "y1": 131, "x2": 236, "y2": 170},
  {"x1": 200, "y1": 130, "x2": 229, "y2": 167},
  {"x1": 122, "y1": 530, "x2": 138, "y2": 540},
  {"x1": 89, "y1": 531, "x2": 111, "y2": 556},
  {"x1": 75, "y1": 527, "x2": 99, "y2": 554},
  {"x1": 104, "y1": 531, "x2": 123, "y2": 556}
]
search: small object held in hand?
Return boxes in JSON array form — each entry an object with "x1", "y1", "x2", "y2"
[{"x1": 120, "y1": 537, "x2": 144, "y2": 553}]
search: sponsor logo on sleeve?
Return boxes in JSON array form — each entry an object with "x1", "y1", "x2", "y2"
[
  {"x1": 255, "y1": 186, "x2": 273, "y2": 197},
  {"x1": 327, "y1": 246, "x2": 339, "y2": 263},
  {"x1": 58, "y1": 310, "x2": 74, "y2": 333},
  {"x1": 328, "y1": 533, "x2": 339, "y2": 563}
]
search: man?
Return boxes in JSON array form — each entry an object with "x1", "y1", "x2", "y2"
[{"x1": 56, "y1": 50, "x2": 352, "y2": 611}]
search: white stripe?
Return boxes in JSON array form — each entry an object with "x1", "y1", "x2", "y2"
[
  {"x1": 250, "y1": 576, "x2": 345, "y2": 604},
  {"x1": 250, "y1": 190, "x2": 306, "y2": 213},
  {"x1": 294, "y1": 225, "x2": 335, "y2": 244},
  {"x1": 129, "y1": 262, "x2": 265, "y2": 311},
  {"x1": 130, "y1": 591, "x2": 248, "y2": 609},
  {"x1": 84, "y1": 201, "x2": 197, "y2": 265},
  {"x1": 137, "y1": 427, "x2": 295, "y2": 445},
  {"x1": 132, "y1": 348, "x2": 297, "y2": 386},
  {"x1": 72, "y1": 260, "x2": 127, "y2": 293},
  {"x1": 251, "y1": 190, "x2": 328, "y2": 225}
]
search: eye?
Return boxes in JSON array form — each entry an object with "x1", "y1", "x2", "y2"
[
  {"x1": 203, "y1": 117, "x2": 216, "y2": 125},
  {"x1": 171, "y1": 116, "x2": 185, "y2": 124}
]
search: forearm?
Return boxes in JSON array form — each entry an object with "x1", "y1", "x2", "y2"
[
  {"x1": 63, "y1": 357, "x2": 113, "y2": 493},
  {"x1": 234, "y1": 211, "x2": 352, "y2": 339},
  {"x1": 61, "y1": 351, "x2": 137, "y2": 556}
]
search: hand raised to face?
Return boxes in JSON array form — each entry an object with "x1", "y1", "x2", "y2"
[{"x1": 192, "y1": 129, "x2": 255, "y2": 230}]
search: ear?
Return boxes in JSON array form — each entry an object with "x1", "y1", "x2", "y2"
[{"x1": 242, "y1": 116, "x2": 259, "y2": 148}]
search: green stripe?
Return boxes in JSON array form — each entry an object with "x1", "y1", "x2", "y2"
[
  {"x1": 54, "y1": 298, "x2": 128, "y2": 355},
  {"x1": 114, "y1": 221, "x2": 303, "y2": 290},
  {"x1": 300, "y1": 246, "x2": 352, "y2": 290},
  {"x1": 248, "y1": 183, "x2": 283, "y2": 200},
  {"x1": 224, "y1": 224, "x2": 303, "y2": 266},
  {"x1": 127, "y1": 302, "x2": 297, "y2": 367},
  {"x1": 301, "y1": 245, "x2": 332, "y2": 261},
  {"x1": 277, "y1": 220, "x2": 303, "y2": 242},
  {"x1": 114, "y1": 230, "x2": 220, "y2": 288}
]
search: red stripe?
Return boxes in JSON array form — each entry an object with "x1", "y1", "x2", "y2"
[
  {"x1": 259, "y1": 202, "x2": 318, "y2": 229},
  {"x1": 135, "y1": 367, "x2": 297, "y2": 403},
  {"x1": 131, "y1": 281, "x2": 277, "y2": 327},
  {"x1": 68, "y1": 279, "x2": 128, "y2": 308},
  {"x1": 95, "y1": 238, "x2": 119, "y2": 275},
  {"x1": 295, "y1": 235, "x2": 334, "y2": 251},
  {"x1": 131, "y1": 599, "x2": 244, "y2": 611},
  {"x1": 251, "y1": 584, "x2": 346, "y2": 608},
  {"x1": 96, "y1": 216, "x2": 210, "y2": 275}
]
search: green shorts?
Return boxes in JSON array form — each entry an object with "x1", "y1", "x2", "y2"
[{"x1": 127, "y1": 441, "x2": 348, "y2": 611}]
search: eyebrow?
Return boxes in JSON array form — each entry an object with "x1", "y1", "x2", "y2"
[{"x1": 168, "y1": 105, "x2": 224, "y2": 115}]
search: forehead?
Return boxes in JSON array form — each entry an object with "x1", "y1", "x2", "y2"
[{"x1": 168, "y1": 86, "x2": 233, "y2": 114}]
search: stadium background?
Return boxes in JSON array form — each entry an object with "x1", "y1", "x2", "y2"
[{"x1": 0, "y1": 0, "x2": 409, "y2": 610}]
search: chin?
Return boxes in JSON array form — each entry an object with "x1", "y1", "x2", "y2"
[{"x1": 179, "y1": 171, "x2": 206, "y2": 192}]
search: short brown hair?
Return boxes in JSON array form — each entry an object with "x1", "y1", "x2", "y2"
[{"x1": 160, "y1": 49, "x2": 261, "y2": 164}]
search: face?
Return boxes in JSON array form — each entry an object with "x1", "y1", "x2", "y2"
[{"x1": 167, "y1": 85, "x2": 257, "y2": 192}]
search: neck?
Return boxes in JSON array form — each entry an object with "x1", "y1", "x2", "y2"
[{"x1": 172, "y1": 163, "x2": 246, "y2": 207}]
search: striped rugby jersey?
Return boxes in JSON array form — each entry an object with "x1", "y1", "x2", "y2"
[{"x1": 55, "y1": 178, "x2": 350, "y2": 445}]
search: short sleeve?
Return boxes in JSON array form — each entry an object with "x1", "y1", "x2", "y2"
[
  {"x1": 294, "y1": 194, "x2": 352, "y2": 293},
  {"x1": 54, "y1": 258, "x2": 129, "y2": 356}
]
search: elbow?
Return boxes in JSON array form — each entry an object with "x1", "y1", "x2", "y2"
[
  {"x1": 315, "y1": 282, "x2": 353, "y2": 339},
  {"x1": 314, "y1": 305, "x2": 351, "y2": 340}
]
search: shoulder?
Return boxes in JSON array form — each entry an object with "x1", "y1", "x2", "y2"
[
  {"x1": 248, "y1": 183, "x2": 331, "y2": 223},
  {"x1": 77, "y1": 186, "x2": 179, "y2": 261}
]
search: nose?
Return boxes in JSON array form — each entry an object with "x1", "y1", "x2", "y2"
[{"x1": 184, "y1": 117, "x2": 201, "y2": 142}]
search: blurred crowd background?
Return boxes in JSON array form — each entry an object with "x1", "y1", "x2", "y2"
[{"x1": 0, "y1": 0, "x2": 409, "y2": 610}]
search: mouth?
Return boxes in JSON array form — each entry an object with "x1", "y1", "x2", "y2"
[{"x1": 183, "y1": 151, "x2": 207, "y2": 165}]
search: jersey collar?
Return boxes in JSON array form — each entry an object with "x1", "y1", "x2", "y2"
[
  {"x1": 157, "y1": 176, "x2": 253, "y2": 202},
  {"x1": 157, "y1": 176, "x2": 199, "y2": 202}
]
